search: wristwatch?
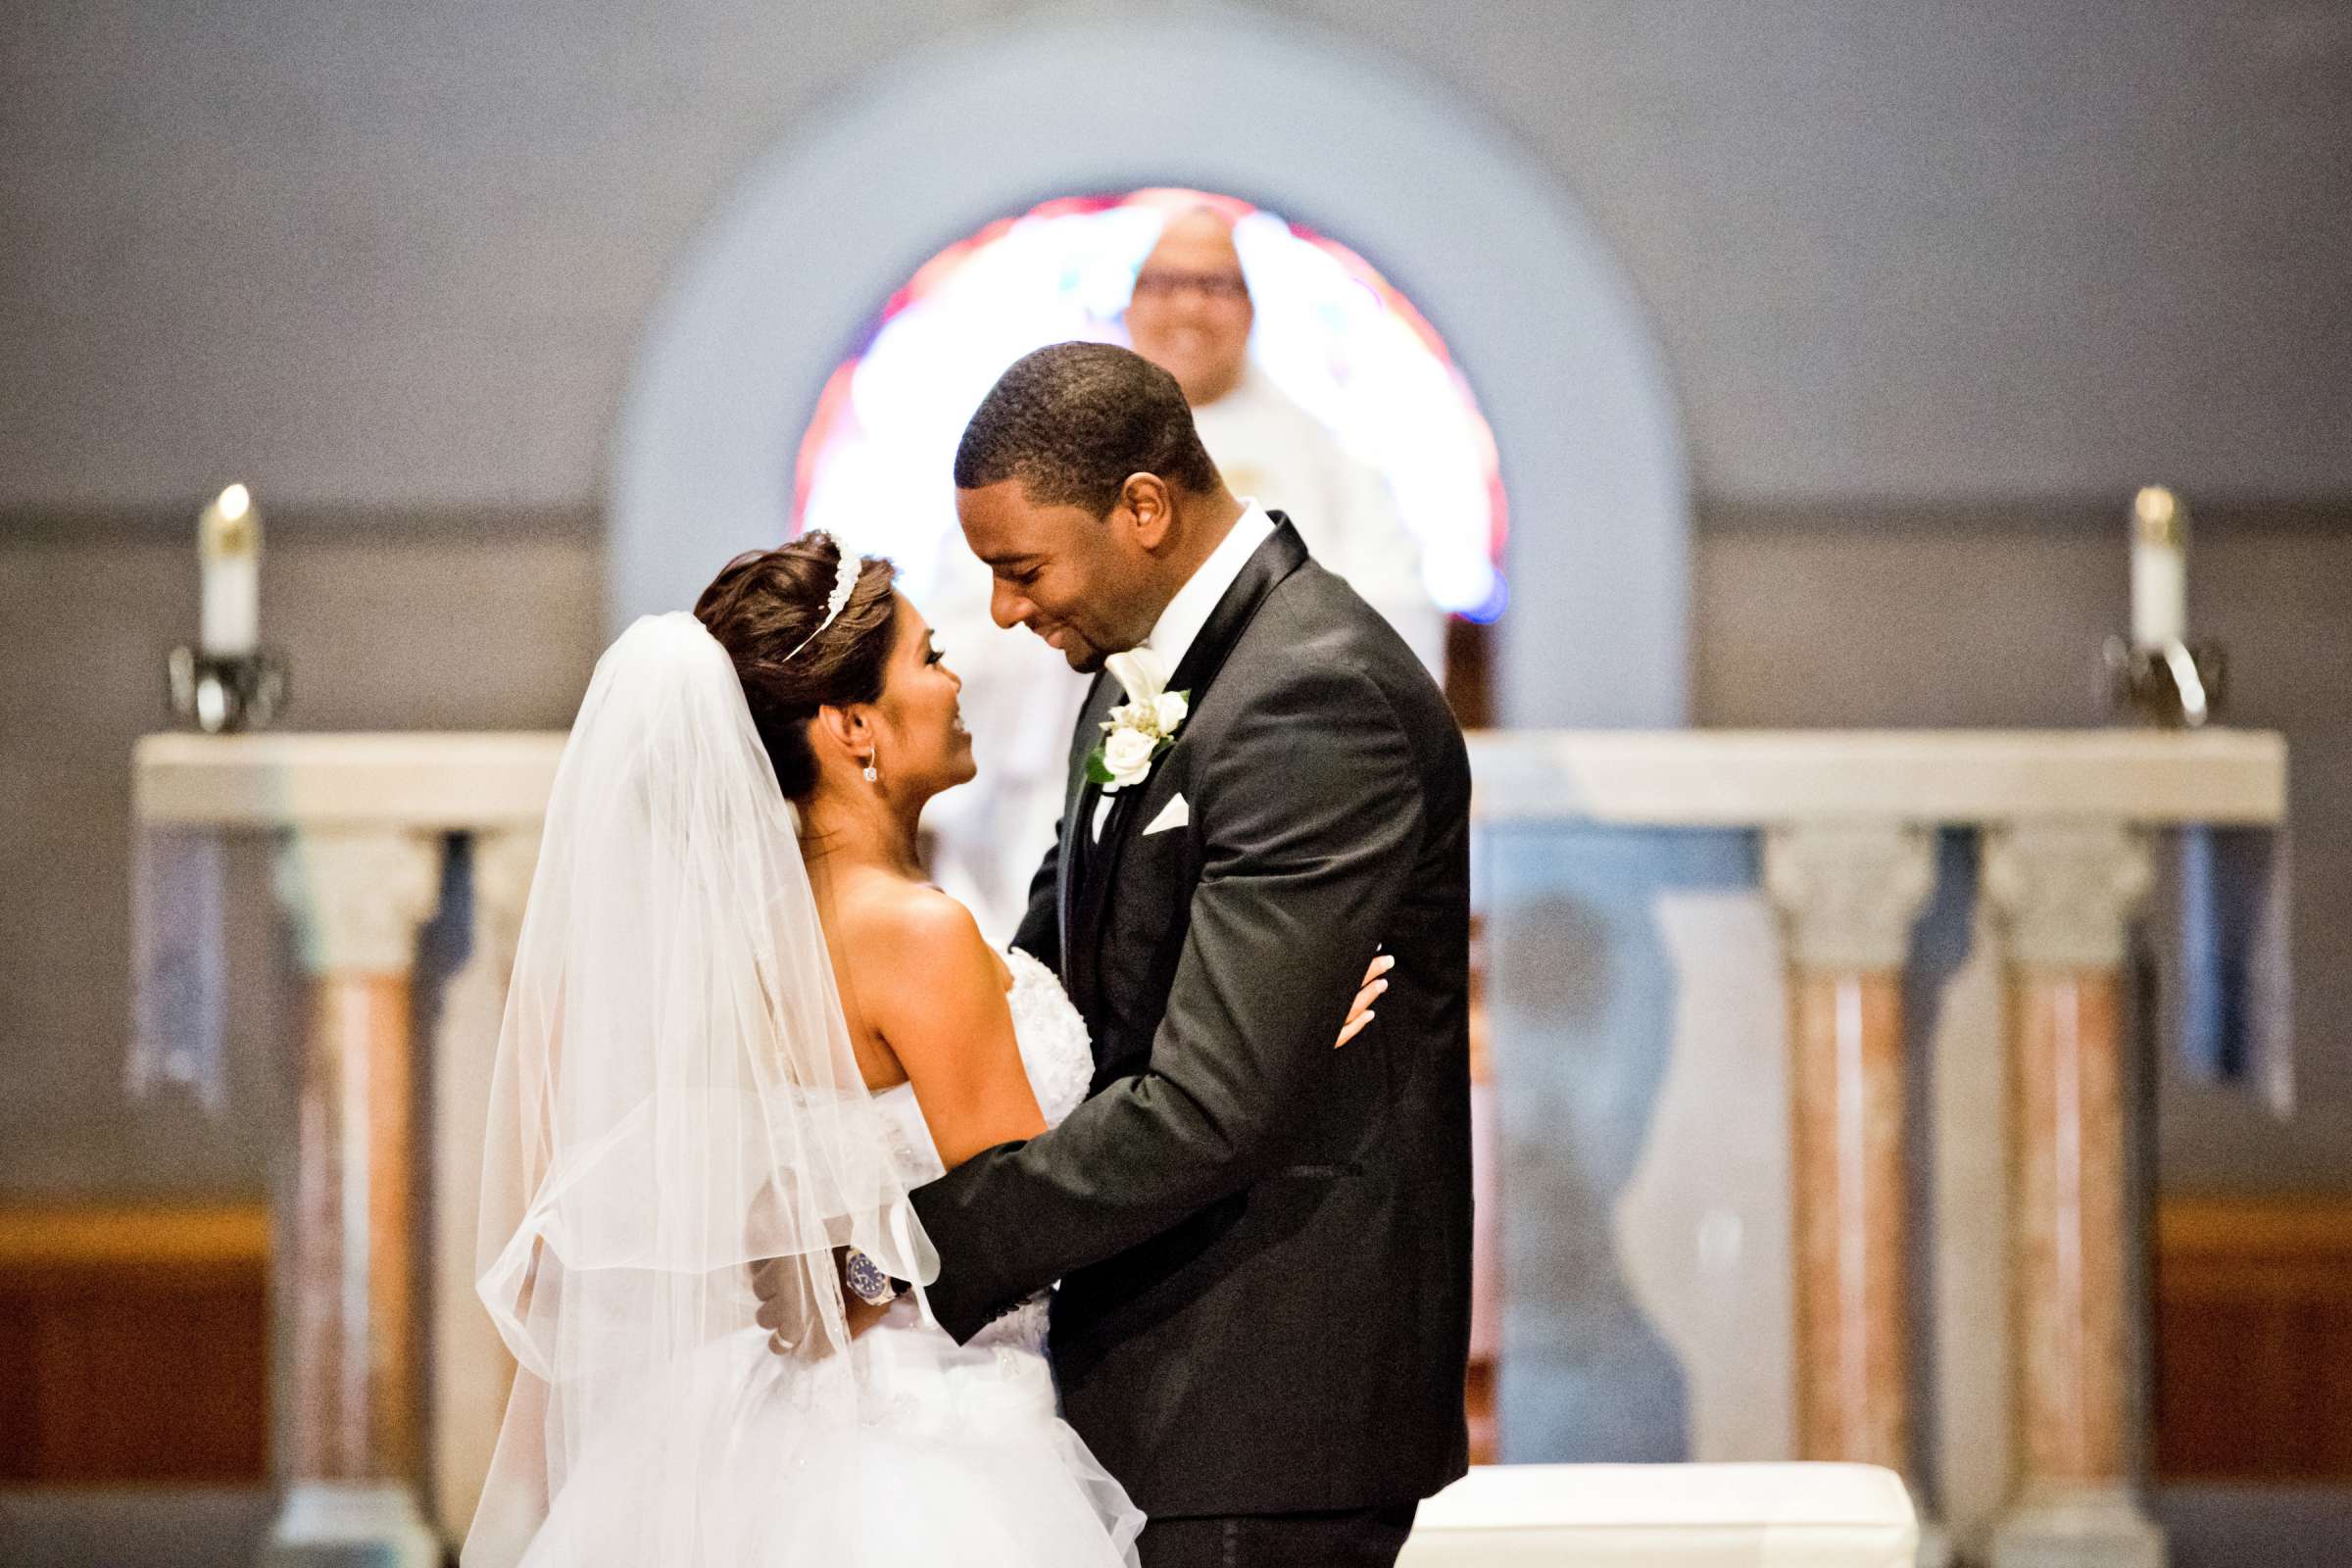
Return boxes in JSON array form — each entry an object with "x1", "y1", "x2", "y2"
[{"x1": 843, "y1": 1246, "x2": 900, "y2": 1307}]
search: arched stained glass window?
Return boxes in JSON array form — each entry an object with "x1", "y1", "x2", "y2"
[{"x1": 794, "y1": 188, "x2": 1508, "y2": 622}]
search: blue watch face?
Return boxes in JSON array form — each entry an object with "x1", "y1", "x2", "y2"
[{"x1": 845, "y1": 1249, "x2": 893, "y2": 1303}]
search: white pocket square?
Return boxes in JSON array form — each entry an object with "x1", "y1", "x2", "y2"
[{"x1": 1143, "y1": 795, "x2": 1190, "y2": 836}]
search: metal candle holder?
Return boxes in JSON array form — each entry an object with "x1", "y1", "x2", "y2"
[
  {"x1": 2104, "y1": 637, "x2": 2225, "y2": 729},
  {"x1": 169, "y1": 646, "x2": 289, "y2": 733}
]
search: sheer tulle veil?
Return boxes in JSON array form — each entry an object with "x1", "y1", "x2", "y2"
[{"x1": 465, "y1": 612, "x2": 938, "y2": 1566}]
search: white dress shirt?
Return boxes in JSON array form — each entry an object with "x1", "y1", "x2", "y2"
[
  {"x1": 1092, "y1": 500, "x2": 1277, "y2": 840},
  {"x1": 1145, "y1": 499, "x2": 1276, "y2": 675}
]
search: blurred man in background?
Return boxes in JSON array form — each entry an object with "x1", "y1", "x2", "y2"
[
  {"x1": 935, "y1": 207, "x2": 1460, "y2": 947},
  {"x1": 1127, "y1": 209, "x2": 1446, "y2": 675}
]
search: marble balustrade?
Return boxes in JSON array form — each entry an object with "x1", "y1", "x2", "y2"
[{"x1": 134, "y1": 726, "x2": 2284, "y2": 1567}]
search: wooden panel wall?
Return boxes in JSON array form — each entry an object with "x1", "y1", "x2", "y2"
[
  {"x1": 3, "y1": 1192, "x2": 2344, "y2": 1487},
  {"x1": 2155, "y1": 1196, "x2": 2352, "y2": 1483},
  {"x1": 0, "y1": 1205, "x2": 270, "y2": 1484}
]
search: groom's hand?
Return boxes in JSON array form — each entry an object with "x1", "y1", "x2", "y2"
[
  {"x1": 750, "y1": 1248, "x2": 891, "y2": 1356},
  {"x1": 750, "y1": 1253, "x2": 845, "y2": 1358}
]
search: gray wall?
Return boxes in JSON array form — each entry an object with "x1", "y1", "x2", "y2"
[
  {"x1": 4, "y1": 0, "x2": 2348, "y2": 1197},
  {"x1": 6, "y1": 0, "x2": 2348, "y2": 506}
]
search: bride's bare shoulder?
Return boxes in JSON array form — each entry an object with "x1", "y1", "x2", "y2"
[{"x1": 838, "y1": 879, "x2": 1011, "y2": 994}]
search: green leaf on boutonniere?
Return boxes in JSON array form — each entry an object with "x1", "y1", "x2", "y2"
[{"x1": 1084, "y1": 750, "x2": 1118, "y2": 786}]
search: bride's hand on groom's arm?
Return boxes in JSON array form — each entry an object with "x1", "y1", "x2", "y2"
[{"x1": 1336, "y1": 952, "x2": 1395, "y2": 1049}]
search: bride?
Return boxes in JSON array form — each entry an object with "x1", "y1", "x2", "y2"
[{"x1": 464, "y1": 532, "x2": 1385, "y2": 1567}]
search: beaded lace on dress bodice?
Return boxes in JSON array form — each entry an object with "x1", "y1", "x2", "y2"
[{"x1": 870, "y1": 947, "x2": 1092, "y2": 1349}]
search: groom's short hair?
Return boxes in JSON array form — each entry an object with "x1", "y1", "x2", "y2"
[{"x1": 955, "y1": 342, "x2": 1223, "y2": 515}]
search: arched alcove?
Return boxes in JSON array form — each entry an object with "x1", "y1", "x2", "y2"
[
  {"x1": 608, "y1": 1, "x2": 1690, "y2": 727},
  {"x1": 792, "y1": 186, "x2": 1509, "y2": 628}
]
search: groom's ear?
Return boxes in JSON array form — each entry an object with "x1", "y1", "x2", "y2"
[{"x1": 1118, "y1": 472, "x2": 1177, "y2": 551}]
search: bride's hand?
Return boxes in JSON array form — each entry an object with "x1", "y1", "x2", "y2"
[{"x1": 1336, "y1": 953, "x2": 1396, "y2": 1049}]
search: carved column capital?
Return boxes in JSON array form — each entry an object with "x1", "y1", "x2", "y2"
[
  {"x1": 469, "y1": 826, "x2": 542, "y2": 965},
  {"x1": 1982, "y1": 821, "x2": 2153, "y2": 969},
  {"x1": 273, "y1": 828, "x2": 443, "y2": 976},
  {"x1": 1764, "y1": 821, "x2": 1936, "y2": 970}
]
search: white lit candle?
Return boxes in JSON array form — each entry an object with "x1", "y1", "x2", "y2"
[
  {"x1": 198, "y1": 483, "x2": 261, "y2": 656},
  {"x1": 2130, "y1": 485, "x2": 2186, "y2": 651}
]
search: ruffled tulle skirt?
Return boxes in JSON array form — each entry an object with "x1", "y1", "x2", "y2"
[{"x1": 514, "y1": 1298, "x2": 1142, "y2": 1567}]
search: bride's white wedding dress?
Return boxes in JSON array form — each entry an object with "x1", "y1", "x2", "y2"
[
  {"x1": 511, "y1": 950, "x2": 1143, "y2": 1568},
  {"x1": 466, "y1": 615, "x2": 1141, "y2": 1568}
]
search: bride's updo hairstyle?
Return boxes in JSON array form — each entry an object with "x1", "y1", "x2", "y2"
[{"x1": 694, "y1": 532, "x2": 900, "y2": 800}]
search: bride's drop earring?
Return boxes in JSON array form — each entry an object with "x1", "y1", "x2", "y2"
[{"x1": 862, "y1": 753, "x2": 880, "y2": 786}]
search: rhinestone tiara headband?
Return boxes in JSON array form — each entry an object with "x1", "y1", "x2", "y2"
[{"x1": 781, "y1": 535, "x2": 858, "y2": 663}]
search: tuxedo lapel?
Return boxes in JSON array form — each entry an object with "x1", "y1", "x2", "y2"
[
  {"x1": 1059, "y1": 673, "x2": 1117, "y2": 990},
  {"x1": 1068, "y1": 519, "x2": 1312, "y2": 1024},
  {"x1": 1161, "y1": 515, "x2": 1309, "y2": 703}
]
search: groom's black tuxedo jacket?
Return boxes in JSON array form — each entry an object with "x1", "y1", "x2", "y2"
[{"x1": 911, "y1": 519, "x2": 1472, "y2": 1518}]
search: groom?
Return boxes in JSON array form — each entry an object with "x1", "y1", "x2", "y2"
[{"x1": 911, "y1": 342, "x2": 1472, "y2": 1567}]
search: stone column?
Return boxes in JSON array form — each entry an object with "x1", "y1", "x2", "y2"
[
  {"x1": 1983, "y1": 821, "x2": 2165, "y2": 1568},
  {"x1": 1763, "y1": 823, "x2": 1934, "y2": 1483},
  {"x1": 431, "y1": 826, "x2": 540, "y2": 1542},
  {"x1": 265, "y1": 827, "x2": 444, "y2": 1568},
  {"x1": 1464, "y1": 912, "x2": 1500, "y2": 1464},
  {"x1": 1768, "y1": 822, "x2": 1947, "y2": 1560}
]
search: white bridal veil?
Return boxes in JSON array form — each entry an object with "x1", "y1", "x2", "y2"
[{"x1": 466, "y1": 612, "x2": 937, "y2": 1566}]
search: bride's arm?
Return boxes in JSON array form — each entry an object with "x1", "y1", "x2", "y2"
[{"x1": 853, "y1": 890, "x2": 1048, "y2": 1170}]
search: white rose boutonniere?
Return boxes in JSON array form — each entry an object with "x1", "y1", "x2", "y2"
[
  {"x1": 1088, "y1": 648, "x2": 1190, "y2": 795},
  {"x1": 1099, "y1": 726, "x2": 1160, "y2": 790},
  {"x1": 1152, "y1": 690, "x2": 1190, "y2": 733}
]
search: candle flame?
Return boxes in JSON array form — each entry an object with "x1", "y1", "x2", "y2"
[
  {"x1": 2132, "y1": 485, "x2": 2184, "y2": 548},
  {"x1": 199, "y1": 483, "x2": 261, "y2": 559}
]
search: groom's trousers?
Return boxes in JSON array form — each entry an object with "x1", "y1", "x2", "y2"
[{"x1": 1137, "y1": 1502, "x2": 1418, "y2": 1568}]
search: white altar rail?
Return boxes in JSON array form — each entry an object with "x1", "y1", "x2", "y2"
[{"x1": 133, "y1": 726, "x2": 2285, "y2": 1567}]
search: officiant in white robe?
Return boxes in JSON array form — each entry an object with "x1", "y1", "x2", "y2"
[
  {"x1": 1126, "y1": 208, "x2": 1448, "y2": 677},
  {"x1": 929, "y1": 209, "x2": 1448, "y2": 946}
]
